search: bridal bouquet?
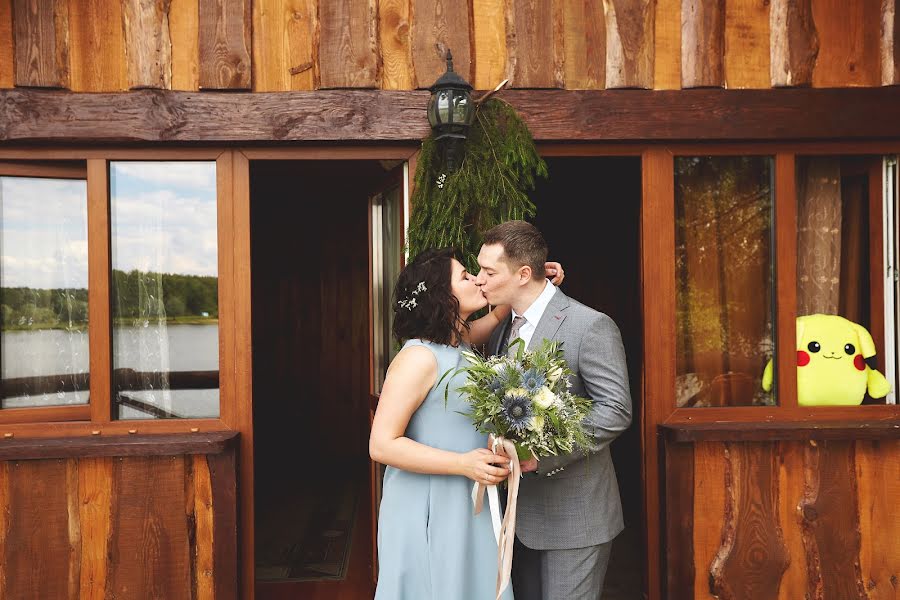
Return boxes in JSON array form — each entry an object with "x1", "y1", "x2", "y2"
[
  {"x1": 447, "y1": 339, "x2": 593, "y2": 600},
  {"x1": 455, "y1": 338, "x2": 593, "y2": 462}
]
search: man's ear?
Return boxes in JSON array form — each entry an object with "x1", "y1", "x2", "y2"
[{"x1": 518, "y1": 265, "x2": 533, "y2": 284}]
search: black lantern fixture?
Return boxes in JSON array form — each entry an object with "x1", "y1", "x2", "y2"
[{"x1": 427, "y1": 49, "x2": 474, "y2": 173}]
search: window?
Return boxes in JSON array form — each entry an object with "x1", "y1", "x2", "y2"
[
  {"x1": 109, "y1": 162, "x2": 220, "y2": 419},
  {"x1": 0, "y1": 154, "x2": 229, "y2": 431},
  {"x1": 0, "y1": 170, "x2": 89, "y2": 408},
  {"x1": 795, "y1": 155, "x2": 898, "y2": 405},
  {"x1": 672, "y1": 152, "x2": 899, "y2": 412},
  {"x1": 674, "y1": 156, "x2": 775, "y2": 407}
]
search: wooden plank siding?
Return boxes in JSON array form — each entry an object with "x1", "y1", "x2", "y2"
[
  {"x1": 665, "y1": 437, "x2": 900, "y2": 600},
  {"x1": 198, "y1": 0, "x2": 251, "y2": 89},
  {"x1": 67, "y1": 0, "x2": 127, "y2": 92},
  {"x1": 0, "y1": 0, "x2": 898, "y2": 91},
  {"x1": 0, "y1": 433, "x2": 237, "y2": 600},
  {"x1": 12, "y1": 0, "x2": 69, "y2": 88}
]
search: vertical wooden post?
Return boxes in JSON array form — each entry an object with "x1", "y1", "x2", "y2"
[
  {"x1": 641, "y1": 147, "x2": 676, "y2": 600},
  {"x1": 87, "y1": 159, "x2": 112, "y2": 424}
]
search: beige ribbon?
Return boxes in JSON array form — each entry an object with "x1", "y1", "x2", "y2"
[{"x1": 472, "y1": 436, "x2": 521, "y2": 600}]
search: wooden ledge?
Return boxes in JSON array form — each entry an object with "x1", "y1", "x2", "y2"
[
  {"x1": 661, "y1": 419, "x2": 900, "y2": 443},
  {"x1": 0, "y1": 430, "x2": 238, "y2": 460}
]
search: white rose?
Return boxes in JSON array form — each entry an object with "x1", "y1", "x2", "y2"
[
  {"x1": 547, "y1": 366, "x2": 564, "y2": 385},
  {"x1": 533, "y1": 386, "x2": 556, "y2": 409},
  {"x1": 529, "y1": 414, "x2": 545, "y2": 431}
]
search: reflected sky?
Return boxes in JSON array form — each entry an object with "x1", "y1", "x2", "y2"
[
  {"x1": 111, "y1": 161, "x2": 217, "y2": 280},
  {"x1": 0, "y1": 177, "x2": 89, "y2": 289}
]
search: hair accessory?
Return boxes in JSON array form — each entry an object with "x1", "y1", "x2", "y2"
[{"x1": 398, "y1": 281, "x2": 428, "y2": 310}]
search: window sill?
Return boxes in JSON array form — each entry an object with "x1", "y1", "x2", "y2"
[
  {"x1": 0, "y1": 430, "x2": 238, "y2": 460},
  {"x1": 661, "y1": 418, "x2": 900, "y2": 442}
]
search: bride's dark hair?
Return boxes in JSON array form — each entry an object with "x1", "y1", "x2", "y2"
[{"x1": 392, "y1": 248, "x2": 470, "y2": 346}]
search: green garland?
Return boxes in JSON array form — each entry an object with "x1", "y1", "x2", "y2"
[{"x1": 407, "y1": 97, "x2": 548, "y2": 272}]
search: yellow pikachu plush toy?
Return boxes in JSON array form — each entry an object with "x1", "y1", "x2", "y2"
[{"x1": 762, "y1": 314, "x2": 891, "y2": 406}]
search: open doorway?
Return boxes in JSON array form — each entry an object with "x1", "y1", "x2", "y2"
[
  {"x1": 250, "y1": 160, "x2": 403, "y2": 599},
  {"x1": 532, "y1": 156, "x2": 644, "y2": 599}
]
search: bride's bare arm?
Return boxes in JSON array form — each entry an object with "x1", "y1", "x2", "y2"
[{"x1": 369, "y1": 346, "x2": 510, "y2": 484}]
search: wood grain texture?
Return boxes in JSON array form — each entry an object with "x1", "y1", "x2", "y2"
[
  {"x1": 653, "y1": 0, "x2": 681, "y2": 89},
  {"x1": 724, "y1": 0, "x2": 770, "y2": 89},
  {"x1": 123, "y1": 0, "x2": 173, "y2": 89},
  {"x1": 170, "y1": 0, "x2": 200, "y2": 90},
  {"x1": 774, "y1": 153, "x2": 799, "y2": 410},
  {"x1": 193, "y1": 454, "x2": 215, "y2": 600},
  {"x1": 799, "y1": 440, "x2": 867, "y2": 599},
  {"x1": 770, "y1": 0, "x2": 819, "y2": 86},
  {"x1": 811, "y1": 0, "x2": 881, "y2": 88},
  {"x1": 68, "y1": 0, "x2": 127, "y2": 91},
  {"x1": 108, "y1": 456, "x2": 191, "y2": 599},
  {"x1": 0, "y1": 462, "x2": 7, "y2": 598},
  {"x1": 665, "y1": 442, "x2": 695, "y2": 598},
  {"x1": 507, "y1": 0, "x2": 564, "y2": 88},
  {"x1": 379, "y1": 0, "x2": 414, "y2": 90},
  {"x1": 883, "y1": 0, "x2": 899, "y2": 85},
  {"x1": 855, "y1": 439, "x2": 900, "y2": 599},
  {"x1": 207, "y1": 451, "x2": 237, "y2": 600},
  {"x1": 693, "y1": 442, "x2": 727, "y2": 598},
  {"x1": 604, "y1": 0, "x2": 654, "y2": 88},
  {"x1": 777, "y1": 441, "x2": 807, "y2": 600},
  {"x1": 711, "y1": 444, "x2": 790, "y2": 599},
  {"x1": 4, "y1": 87, "x2": 900, "y2": 143},
  {"x1": 682, "y1": 0, "x2": 725, "y2": 88},
  {"x1": 563, "y1": 0, "x2": 605, "y2": 89},
  {"x1": 87, "y1": 159, "x2": 111, "y2": 424},
  {"x1": 78, "y1": 457, "x2": 113, "y2": 600},
  {"x1": 473, "y1": 0, "x2": 507, "y2": 89},
  {"x1": 0, "y1": 0, "x2": 12, "y2": 88},
  {"x1": 411, "y1": 0, "x2": 472, "y2": 89},
  {"x1": 5, "y1": 459, "x2": 72, "y2": 598},
  {"x1": 319, "y1": 0, "x2": 378, "y2": 88},
  {"x1": 253, "y1": 0, "x2": 317, "y2": 91},
  {"x1": 13, "y1": 0, "x2": 69, "y2": 88},
  {"x1": 199, "y1": 0, "x2": 251, "y2": 89}
]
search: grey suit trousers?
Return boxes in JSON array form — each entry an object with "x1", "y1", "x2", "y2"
[{"x1": 511, "y1": 536, "x2": 613, "y2": 600}]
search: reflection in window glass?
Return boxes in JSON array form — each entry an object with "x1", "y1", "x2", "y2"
[
  {"x1": 796, "y1": 156, "x2": 897, "y2": 405},
  {"x1": 0, "y1": 176, "x2": 89, "y2": 408},
  {"x1": 110, "y1": 162, "x2": 218, "y2": 419},
  {"x1": 675, "y1": 157, "x2": 775, "y2": 407}
]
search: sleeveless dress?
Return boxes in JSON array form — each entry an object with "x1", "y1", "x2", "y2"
[{"x1": 375, "y1": 339, "x2": 514, "y2": 600}]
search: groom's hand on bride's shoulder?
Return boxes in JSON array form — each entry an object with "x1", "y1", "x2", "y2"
[{"x1": 544, "y1": 262, "x2": 565, "y2": 285}]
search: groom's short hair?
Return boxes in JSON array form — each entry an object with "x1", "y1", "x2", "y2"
[{"x1": 483, "y1": 220, "x2": 547, "y2": 281}]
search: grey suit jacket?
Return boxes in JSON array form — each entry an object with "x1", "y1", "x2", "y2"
[{"x1": 489, "y1": 287, "x2": 632, "y2": 550}]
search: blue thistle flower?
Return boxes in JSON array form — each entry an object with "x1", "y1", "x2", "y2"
[
  {"x1": 521, "y1": 369, "x2": 546, "y2": 394},
  {"x1": 501, "y1": 390, "x2": 533, "y2": 434}
]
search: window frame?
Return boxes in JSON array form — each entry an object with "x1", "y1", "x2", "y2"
[
  {"x1": 656, "y1": 145, "x2": 900, "y2": 426},
  {"x1": 0, "y1": 149, "x2": 236, "y2": 436}
]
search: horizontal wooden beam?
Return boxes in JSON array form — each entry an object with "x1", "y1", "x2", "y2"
[
  {"x1": 2, "y1": 87, "x2": 900, "y2": 144},
  {"x1": 661, "y1": 419, "x2": 900, "y2": 442},
  {"x1": 0, "y1": 431, "x2": 238, "y2": 460}
]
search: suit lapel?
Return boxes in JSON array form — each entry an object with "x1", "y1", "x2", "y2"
[
  {"x1": 493, "y1": 314, "x2": 513, "y2": 356},
  {"x1": 527, "y1": 288, "x2": 569, "y2": 351}
]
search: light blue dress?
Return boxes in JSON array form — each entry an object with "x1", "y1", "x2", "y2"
[{"x1": 375, "y1": 339, "x2": 514, "y2": 600}]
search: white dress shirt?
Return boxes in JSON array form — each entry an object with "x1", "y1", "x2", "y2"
[{"x1": 511, "y1": 279, "x2": 556, "y2": 349}]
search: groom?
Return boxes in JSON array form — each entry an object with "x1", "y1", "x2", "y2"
[{"x1": 475, "y1": 220, "x2": 632, "y2": 600}]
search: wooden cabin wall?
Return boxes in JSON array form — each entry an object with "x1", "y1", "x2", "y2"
[
  {"x1": 0, "y1": 0, "x2": 897, "y2": 93},
  {"x1": 664, "y1": 437, "x2": 900, "y2": 600},
  {"x1": 0, "y1": 435, "x2": 237, "y2": 600}
]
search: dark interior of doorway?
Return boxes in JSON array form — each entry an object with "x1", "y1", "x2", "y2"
[
  {"x1": 532, "y1": 156, "x2": 644, "y2": 599},
  {"x1": 251, "y1": 160, "x2": 392, "y2": 599}
]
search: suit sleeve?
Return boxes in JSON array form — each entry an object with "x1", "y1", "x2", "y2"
[{"x1": 538, "y1": 313, "x2": 632, "y2": 474}]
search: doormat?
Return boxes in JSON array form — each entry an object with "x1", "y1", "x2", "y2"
[{"x1": 257, "y1": 479, "x2": 358, "y2": 582}]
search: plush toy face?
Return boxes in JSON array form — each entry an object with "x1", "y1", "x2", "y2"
[{"x1": 796, "y1": 314, "x2": 873, "y2": 406}]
